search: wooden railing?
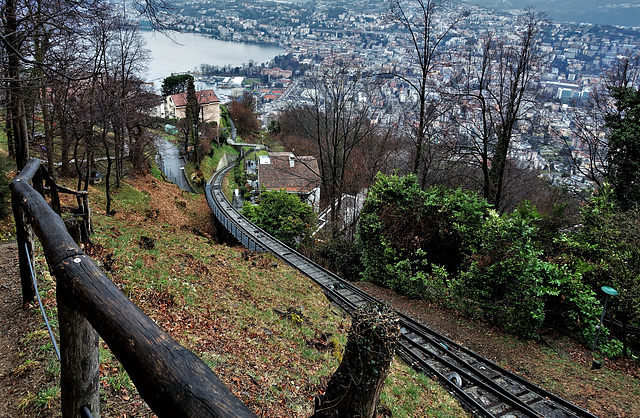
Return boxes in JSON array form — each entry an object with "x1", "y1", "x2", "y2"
[{"x1": 10, "y1": 158, "x2": 256, "y2": 418}]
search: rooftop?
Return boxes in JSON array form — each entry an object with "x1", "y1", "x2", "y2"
[{"x1": 259, "y1": 152, "x2": 320, "y2": 194}]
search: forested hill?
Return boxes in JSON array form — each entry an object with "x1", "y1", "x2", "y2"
[{"x1": 460, "y1": 0, "x2": 640, "y2": 26}]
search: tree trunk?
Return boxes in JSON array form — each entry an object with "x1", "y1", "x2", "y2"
[
  {"x1": 5, "y1": 0, "x2": 29, "y2": 171},
  {"x1": 312, "y1": 304, "x2": 399, "y2": 418},
  {"x1": 59, "y1": 91, "x2": 72, "y2": 177}
]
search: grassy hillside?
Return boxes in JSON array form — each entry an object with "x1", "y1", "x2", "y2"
[{"x1": 7, "y1": 172, "x2": 469, "y2": 417}]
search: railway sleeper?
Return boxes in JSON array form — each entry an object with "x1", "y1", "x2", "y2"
[
  {"x1": 486, "y1": 400, "x2": 515, "y2": 415},
  {"x1": 465, "y1": 386, "x2": 498, "y2": 407},
  {"x1": 402, "y1": 331, "x2": 426, "y2": 346},
  {"x1": 529, "y1": 401, "x2": 572, "y2": 418},
  {"x1": 492, "y1": 376, "x2": 524, "y2": 395},
  {"x1": 472, "y1": 364, "x2": 502, "y2": 380}
]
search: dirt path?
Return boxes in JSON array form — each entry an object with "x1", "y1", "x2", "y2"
[{"x1": 0, "y1": 242, "x2": 57, "y2": 417}]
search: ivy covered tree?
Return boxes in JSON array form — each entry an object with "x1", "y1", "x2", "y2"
[
  {"x1": 357, "y1": 172, "x2": 490, "y2": 299},
  {"x1": 242, "y1": 189, "x2": 316, "y2": 248},
  {"x1": 185, "y1": 76, "x2": 200, "y2": 161},
  {"x1": 312, "y1": 304, "x2": 399, "y2": 418},
  {"x1": 604, "y1": 56, "x2": 640, "y2": 210}
]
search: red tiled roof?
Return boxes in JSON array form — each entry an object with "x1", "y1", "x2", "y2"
[
  {"x1": 259, "y1": 153, "x2": 320, "y2": 193},
  {"x1": 171, "y1": 89, "x2": 220, "y2": 107}
]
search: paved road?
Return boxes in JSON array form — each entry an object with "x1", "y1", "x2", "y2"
[{"x1": 154, "y1": 137, "x2": 195, "y2": 192}]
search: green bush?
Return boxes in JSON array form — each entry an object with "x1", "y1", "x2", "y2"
[
  {"x1": 242, "y1": 189, "x2": 316, "y2": 248},
  {"x1": 316, "y1": 239, "x2": 362, "y2": 282},
  {"x1": 456, "y1": 202, "x2": 601, "y2": 339},
  {"x1": 357, "y1": 174, "x2": 602, "y2": 340},
  {"x1": 357, "y1": 172, "x2": 490, "y2": 300}
]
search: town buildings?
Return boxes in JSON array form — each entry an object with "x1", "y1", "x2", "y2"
[{"x1": 134, "y1": 0, "x2": 640, "y2": 191}]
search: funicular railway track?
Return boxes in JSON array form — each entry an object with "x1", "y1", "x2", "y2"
[{"x1": 205, "y1": 165, "x2": 598, "y2": 418}]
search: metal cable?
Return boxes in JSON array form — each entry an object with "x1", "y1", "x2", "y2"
[
  {"x1": 25, "y1": 244, "x2": 61, "y2": 361},
  {"x1": 80, "y1": 405, "x2": 94, "y2": 418}
]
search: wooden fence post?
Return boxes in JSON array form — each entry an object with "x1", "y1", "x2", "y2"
[
  {"x1": 11, "y1": 187, "x2": 35, "y2": 304},
  {"x1": 58, "y1": 286, "x2": 100, "y2": 418}
]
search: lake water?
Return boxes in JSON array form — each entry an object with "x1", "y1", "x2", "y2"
[{"x1": 142, "y1": 31, "x2": 285, "y2": 86}]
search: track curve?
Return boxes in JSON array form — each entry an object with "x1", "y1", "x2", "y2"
[{"x1": 205, "y1": 164, "x2": 598, "y2": 418}]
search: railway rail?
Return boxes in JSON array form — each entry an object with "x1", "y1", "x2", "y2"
[{"x1": 205, "y1": 164, "x2": 598, "y2": 418}]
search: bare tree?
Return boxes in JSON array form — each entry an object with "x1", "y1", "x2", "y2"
[
  {"x1": 279, "y1": 59, "x2": 395, "y2": 237},
  {"x1": 454, "y1": 10, "x2": 548, "y2": 210},
  {"x1": 387, "y1": 0, "x2": 467, "y2": 184},
  {"x1": 1, "y1": 0, "x2": 111, "y2": 306},
  {"x1": 1, "y1": 0, "x2": 169, "y2": 172},
  {"x1": 564, "y1": 54, "x2": 640, "y2": 202},
  {"x1": 88, "y1": 15, "x2": 154, "y2": 213},
  {"x1": 229, "y1": 91, "x2": 260, "y2": 140},
  {"x1": 109, "y1": 18, "x2": 152, "y2": 181},
  {"x1": 563, "y1": 97, "x2": 609, "y2": 192}
]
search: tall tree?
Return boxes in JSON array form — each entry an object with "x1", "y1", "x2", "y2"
[
  {"x1": 90, "y1": 15, "x2": 154, "y2": 213},
  {"x1": 2, "y1": 0, "x2": 30, "y2": 171},
  {"x1": 1, "y1": 0, "x2": 110, "y2": 307},
  {"x1": 563, "y1": 98, "x2": 609, "y2": 195},
  {"x1": 185, "y1": 76, "x2": 200, "y2": 160},
  {"x1": 455, "y1": 10, "x2": 547, "y2": 210},
  {"x1": 279, "y1": 59, "x2": 394, "y2": 237},
  {"x1": 603, "y1": 55, "x2": 640, "y2": 209},
  {"x1": 387, "y1": 0, "x2": 467, "y2": 183}
]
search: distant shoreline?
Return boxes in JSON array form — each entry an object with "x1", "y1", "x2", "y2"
[
  {"x1": 140, "y1": 28, "x2": 284, "y2": 50},
  {"x1": 458, "y1": 0, "x2": 640, "y2": 28}
]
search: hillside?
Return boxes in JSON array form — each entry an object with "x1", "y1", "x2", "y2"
[
  {"x1": 0, "y1": 173, "x2": 467, "y2": 417},
  {"x1": 1, "y1": 172, "x2": 638, "y2": 416}
]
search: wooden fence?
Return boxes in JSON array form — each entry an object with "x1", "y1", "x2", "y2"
[{"x1": 10, "y1": 158, "x2": 256, "y2": 418}]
